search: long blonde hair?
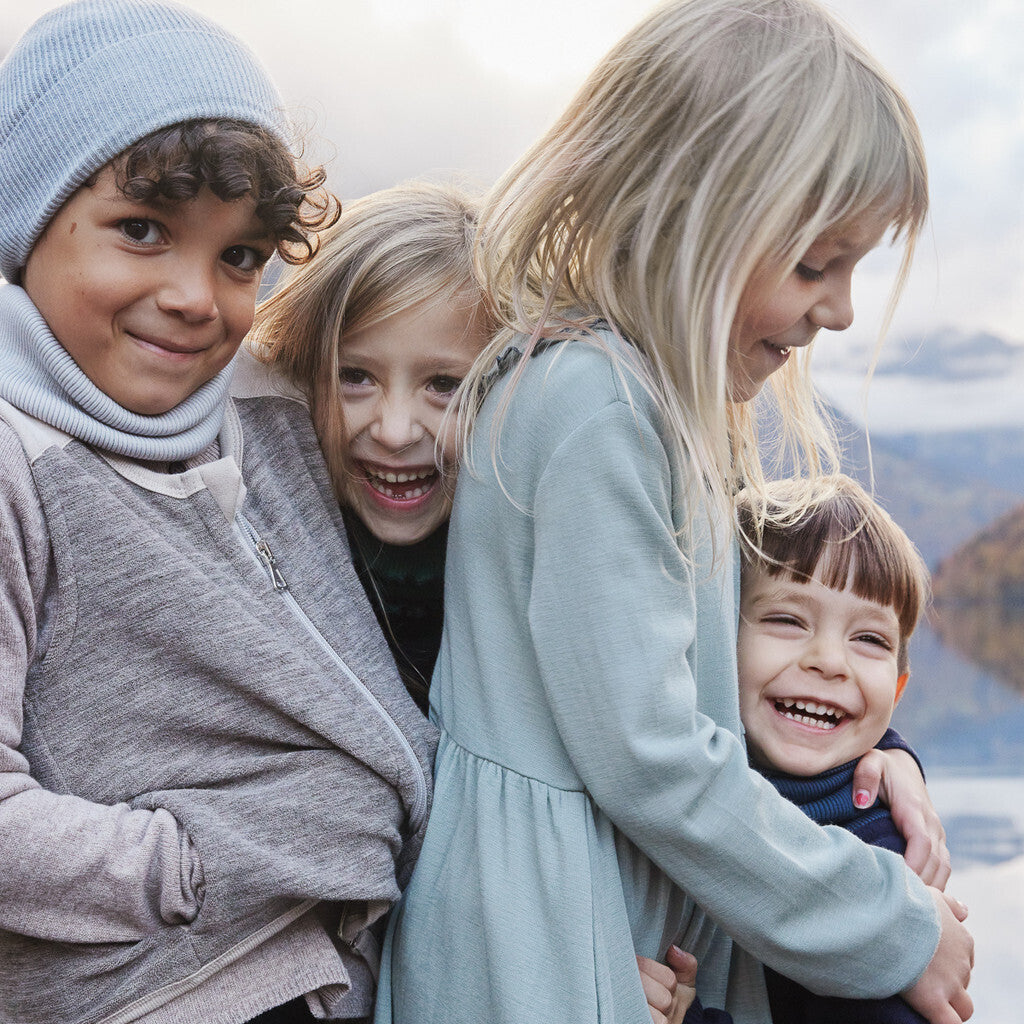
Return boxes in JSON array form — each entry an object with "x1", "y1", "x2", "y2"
[
  {"x1": 251, "y1": 181, "x2": 483, "y2": 503},
  {"x1": 463, "y1": 0, "x2": 927, "y2": 539}
]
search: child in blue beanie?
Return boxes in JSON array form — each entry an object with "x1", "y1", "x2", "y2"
[{"x1": 0, "y1": 3, "x2": 436, "y2": 1023}]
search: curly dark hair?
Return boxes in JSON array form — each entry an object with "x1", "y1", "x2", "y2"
[{"x1": 113, "y1": 119, "x2": 339, "y2": 264}]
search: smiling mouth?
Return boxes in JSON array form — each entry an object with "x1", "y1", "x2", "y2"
[
  {"x1": 363, "y1": 465, "x2": 439, "y2": 502},
  {"x1": 774, "y1": 698, "x2": 847, "y2": 731},
  {"x1": 130, "y1": 331, "x2": 206, "y2": 357}
]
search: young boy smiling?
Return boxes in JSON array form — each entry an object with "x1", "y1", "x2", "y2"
[
  {"x1": 0, "y1": 3, "x2": 435, "y2": 1023},
  {"x1": 22, "y1": 162, "x2": 266, "y2": 417},
  {"x1": 735, "y1": 474, "x2": 931, "y2": 1024}
]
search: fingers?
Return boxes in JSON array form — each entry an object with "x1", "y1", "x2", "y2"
[
  {"x1": 870, "y1": 748, "x2": 952, "y2": 889},
  {"x1": 647, "y1": 1006, "x2": 668, "y2": 1024},
  {"x1": 638, "y1": 948, "x2": 700, "y2": 1024},
  {"x1": 952, "y1": 988, "x2": 975, "y2": 1022},
  {"x1": 851, "y1": 749, "x2": 884, "y2": 807},
  {"x1": 903, "y1": 888, "x2": 975, "y2": 1023},
  {"x1": 638, "y1": 955, "x2": 675, "y2": 1015},
  {"x1": 942, "y1": 891, "x2": 970, "y2": 925},
  {"x1": 665, "y1": 944, "x2": 698, "y2": 984},
  {"x1": 903, "y1": 825, "x2": 952, "y2": 890}
]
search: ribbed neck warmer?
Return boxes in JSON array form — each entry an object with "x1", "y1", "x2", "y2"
[{"x1": 0, "y1": 284, "x2": 231, "y2": 461}]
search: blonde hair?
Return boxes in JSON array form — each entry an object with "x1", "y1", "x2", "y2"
[
  {"x1": 463, "y1": 0, "x2": 927, "y2": 542},
  {"x1": 251, "y1": 181, "x2": 483, "y2": 503},
  {"x1": 736, "y1": 475, "x2": 930, "y2": 672}
]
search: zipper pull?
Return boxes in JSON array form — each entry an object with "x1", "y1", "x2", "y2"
[{"x1": 255, "y1": 538, "x2": 288, "y2": 592}]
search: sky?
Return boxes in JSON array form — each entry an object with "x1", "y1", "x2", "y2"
[
  {"x1": 2, "y1": 0, "x2": 1021, "y2": 355},
  {"x1": 2, "y1": 0, "x2": 1022, "y2": 432}
]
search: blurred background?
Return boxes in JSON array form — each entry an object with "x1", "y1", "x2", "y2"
[{"x1": 3, "y1": 1, "x2": 1021, "y2": 1017}]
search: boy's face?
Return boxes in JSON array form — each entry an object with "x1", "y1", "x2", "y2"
[
  {"x1": 22, "y1": 165, "x2": 272, "y2": 416},
  {"x1": 737, "y1": 563, "x2": 902, "y2": 776}
]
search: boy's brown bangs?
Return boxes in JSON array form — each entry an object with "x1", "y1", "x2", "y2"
[{"x1": 744, "y1": 488, "x2": 927, "y2": 642}]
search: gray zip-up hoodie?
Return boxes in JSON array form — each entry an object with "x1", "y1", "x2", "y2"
[{"x1": 0, "y1": 349, "x2": 437, "y2": 1024}]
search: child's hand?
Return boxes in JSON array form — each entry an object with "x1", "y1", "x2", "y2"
[
  {"x1": 637, "y1": 945, "x2": 697, "y2": 1024},
  {"x1": 853, "y1": 747, "x2": 951, "y2": 888},
  {"x1": 901, "y1": 888, "x2": 974, "y2": 1024}
]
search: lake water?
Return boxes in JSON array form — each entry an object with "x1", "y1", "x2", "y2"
[{"x1": 890, "y1": 621, "x2": 1024, "y2": 1021}]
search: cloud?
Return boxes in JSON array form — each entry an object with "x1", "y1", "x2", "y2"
[
  {"x1": 3, "y1": 0, "x2": 1020, "y2": 338},
  {"x1": 828, "y1": 0, "x2": 1023, "y2": 338}
]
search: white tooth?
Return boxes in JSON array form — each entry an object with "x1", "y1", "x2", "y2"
[
  {"x1": 795, "y1": 701, "x2": 806, "y2": 711},
  {"x1": 385, "y1": 472, "x2": 398, "y2": 483},
  {"x1": 396, "y1": 472, "x2": 409, "y2": 483},
  {"x1": 781, "y1": 707, "x2": 837, "y2": 731}
]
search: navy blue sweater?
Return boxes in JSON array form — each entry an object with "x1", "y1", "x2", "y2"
[{"x1": 683, "y1": 730, "x2": 928, "y2": 1024}]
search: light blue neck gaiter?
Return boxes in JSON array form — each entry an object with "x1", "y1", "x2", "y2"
[{"x1": 0, "y1": 284, "x2": 232, "y2": 461}]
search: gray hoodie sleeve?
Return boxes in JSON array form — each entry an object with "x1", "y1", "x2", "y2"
[{"x1": 0, "y1": 422, "x2": 203, "y2": 943}]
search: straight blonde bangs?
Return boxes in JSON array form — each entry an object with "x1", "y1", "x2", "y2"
[
  {"x1": 745, "y1": 20, "x2": 929, "y2": 509},
  {"x1": 251, "y1": 181, "x2": 482, "y2": 504}
]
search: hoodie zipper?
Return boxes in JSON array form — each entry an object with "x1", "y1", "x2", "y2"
[{"x1": 235, "y1": 512, "x2": 429, "y2": 833}]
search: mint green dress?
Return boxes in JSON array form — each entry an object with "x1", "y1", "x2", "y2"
[{"x1": 375, "y1": 331, "x2": 939, "y2": 1024}]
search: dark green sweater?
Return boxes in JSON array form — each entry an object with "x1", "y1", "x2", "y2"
[{"x1": 344, "y1": 512, "x2": 447, "y2": 715}]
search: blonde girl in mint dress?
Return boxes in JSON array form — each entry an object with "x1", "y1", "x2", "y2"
[{"x1": 376, "y1": 2, "x2": 974, "y2": 1022}]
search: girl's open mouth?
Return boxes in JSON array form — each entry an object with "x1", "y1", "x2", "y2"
[{"x1": 363, "y1": 464, "x2": 439, "y2": 503}]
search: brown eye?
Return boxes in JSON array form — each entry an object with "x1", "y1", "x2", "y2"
[
  {"x1": 222, "y1": 246, "x2": 264, "y2": 272},
  {"x1": 119, "y1": 219, "x2": 161, "y2": 244},
  {"x1": 429, "y1": 375, "x2": 462, "y2": 396},
  {"x1": 339, "y1": 367, "x2": 371, "y2": 386},
  {"x1": 855, "y1": 633, "x2": 892, "y2": 650}
]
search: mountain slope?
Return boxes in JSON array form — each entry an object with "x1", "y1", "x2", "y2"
[
  {"x1": 929, "y1": 504, "x2": 1024, "y2": 695},
  {"x1": 830, "y1": 408, "x2": 1024, "y2": 567}
]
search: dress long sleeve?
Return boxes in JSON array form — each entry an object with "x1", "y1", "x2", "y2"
[{"x1": 378, "y1": 335, "x2": 938, "y2": 1024}]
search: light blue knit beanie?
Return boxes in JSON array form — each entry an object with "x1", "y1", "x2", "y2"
[{"x1": 0, "y1": 0, "x2": 288, "y2": 282}]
